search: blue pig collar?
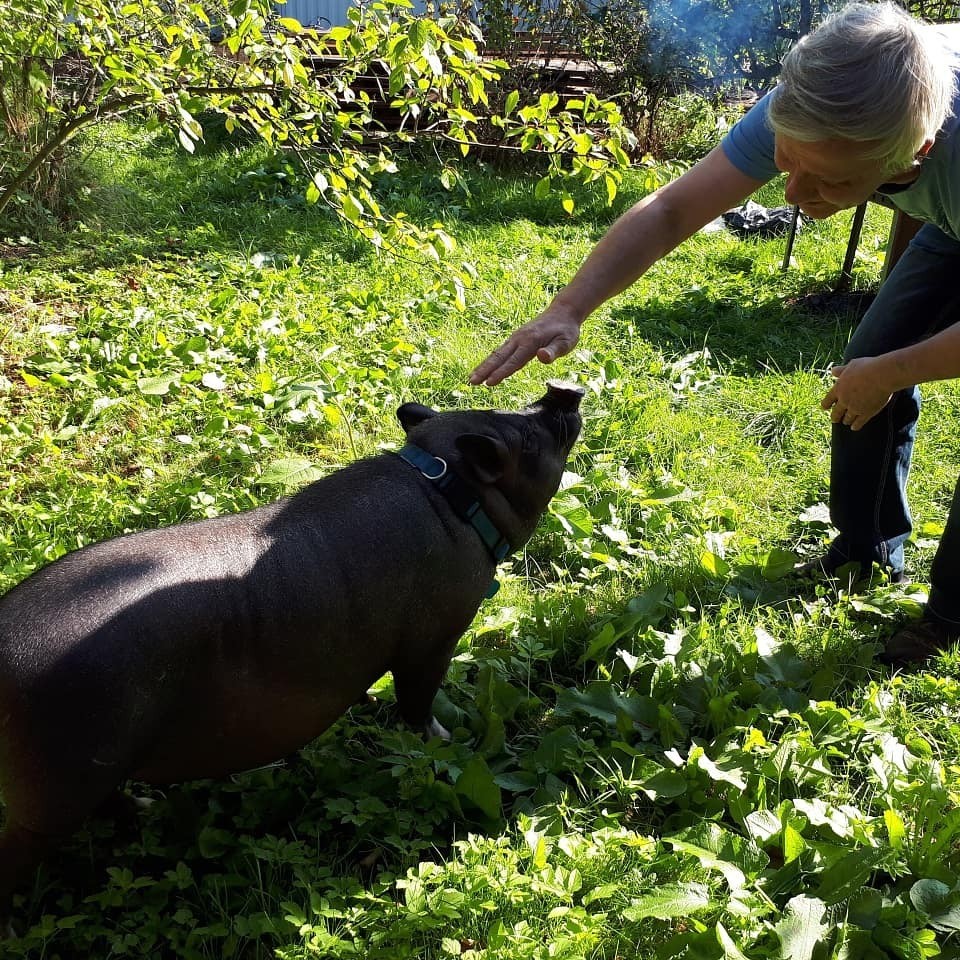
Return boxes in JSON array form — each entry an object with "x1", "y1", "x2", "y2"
[{"x1": 395, "y1": 443, "x2": 511, "y2": 597}]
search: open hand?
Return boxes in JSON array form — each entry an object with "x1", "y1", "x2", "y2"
[
  {"x1": 469, "y1": 308, "x2": 581, "y2": 387},
  {"x1": 820, "y1": 357, "x2": 894, "y2": 431}
]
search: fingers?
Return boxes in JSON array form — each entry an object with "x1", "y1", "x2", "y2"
[
  {"x1": 469, "y1": 339, "x2": 541, "y2": 387},
  {"x1": 827, "y1": 400, "x2": 869, "y2": 431},
  {"x1": 470, "y1": 335, "x2": 553, "y2": 387},
  {"x1": 469, "y1": 326, "x2": 578, "y2": 387}
]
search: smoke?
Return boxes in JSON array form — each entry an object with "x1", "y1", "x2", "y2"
[{"x1": 639, "y1": 0, "x2": 833, "y2": 87}]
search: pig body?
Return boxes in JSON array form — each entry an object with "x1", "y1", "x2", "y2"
[{"x1": 0, "y1": 384, "x2": 583, "y2": 905}]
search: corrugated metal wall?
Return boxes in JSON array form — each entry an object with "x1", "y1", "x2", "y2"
[
  {"x1": 277, "y1": 0, "x2": 349, "y2": 27},
  {"x1": 278, "y1": 0, "x2": 428, "y2": 27}
]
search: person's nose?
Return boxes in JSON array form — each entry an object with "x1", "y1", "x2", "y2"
[{"x1": 784, "y1": 170, "x2": 819, "y2": 205}]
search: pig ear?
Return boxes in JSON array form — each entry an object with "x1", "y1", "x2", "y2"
[
  {"x1": 397, "y1": 403, "x2": 438, "y2": 433},
  {"x1": 455, "y1": 433, "x2": 509, "y2": 484}
]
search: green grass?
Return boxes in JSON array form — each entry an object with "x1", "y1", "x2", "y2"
[{"x1": 2, "y1": 123, "x2": 960, "y2": 959}]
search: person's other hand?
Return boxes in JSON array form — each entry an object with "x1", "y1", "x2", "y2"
[
  {"x1": 469, "y1": 307, "x2": 581, "y2": 387},
  {"x1": 821, "y1": 357, "x2": 894, "y2": 430}
]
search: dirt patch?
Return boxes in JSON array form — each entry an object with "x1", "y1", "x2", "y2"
[
  {"x1": 785, "y1": 290, "x2": 876, "y2": 321},
  {"x1": 0, "y1": 242, "x2": 39, "y2": 261}
]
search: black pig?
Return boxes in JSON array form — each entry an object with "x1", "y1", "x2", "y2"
[{"x1": 0, "y1": 382, "x2": 583, "y2": 908}]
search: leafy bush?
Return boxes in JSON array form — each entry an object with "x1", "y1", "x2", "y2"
[
  {"x1": 0, "y1": 23, "x2": 90, "y2": 228},
  {"x1": 652, "y1": 91, "x2": 738, "y2": 161},
  {"x1": 464, "y1": 0, "x2": 832, "y2": 156},
  {"x1": 0, "y1": 0, "x2": 634, "y2": 248}
]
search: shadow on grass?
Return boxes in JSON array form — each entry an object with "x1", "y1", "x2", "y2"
[{"x1": 606, "y1": 284, "x2": 870, "y2": 373}]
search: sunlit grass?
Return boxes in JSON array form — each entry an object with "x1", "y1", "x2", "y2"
[{"x1": 2, "y1": 123, "x2": 959, "y2": 958}]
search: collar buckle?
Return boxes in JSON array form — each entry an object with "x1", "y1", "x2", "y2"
[{"x1": 396, "y1": 444, "x2": 514, "y2": 569}]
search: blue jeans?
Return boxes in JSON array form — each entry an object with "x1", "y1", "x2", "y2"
[{"x1": 827, "y1": 223, "x2": 960, "y2": 627}]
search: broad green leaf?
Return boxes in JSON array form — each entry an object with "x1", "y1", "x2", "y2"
[
  {"x1": 454, "y1": 757, "x2": 502, "y2": 820},
  {"x1": 763, "y1": 547, "x2": 799, "y2": 580},
  {"x1": 579, "y1": 622, "x2": 616, "y2": 665},
  {"x1": 137, "y1": 373, "x2": 180, "y2": 396},
  {"x1": 700, "y1": 549, "x2": 730, "y2": 577},
  {"x1": 717, "y1": 922, "x2": 750, "y2": 960},
  {"x1": 548, "y1": 493, "x2": 594, "y2": 537},
  {"x1": 798, "y1": 503, "x2": 831, "y2": 525},
  {"x1": 582, "y1": 883, "x2": 620, "y2": 906},
  {"x1": 487, "y1": 920, "x2": 507, "y2": 950},
  {"x1": 197, "y1": 826, "x2": 232, "y2": 859},
  {"x1": 258, "y1": 457, "x2": 325, "y2": 488},
  {"x1": 577, "y1": 584, "x2": 668, "y2": 665},
  {"x1": 873, "y1": 923, "x2": 938, "y2": 959},
  {"x1": 554, "y1": 682, "x2": 658, "y2": 731},
  {"x1": 775, "y1": 895, "x2": 828, "y2": 960},
  {"x1": 605, "y1": 172, "x2": 618, "y2": 205},
  {"x1": 639, "y1": 769, "x2": 687, "y2": 801},
  {"x1": 783, "y1": 823, "x2": 805, "y2": 862},
  {"x1": 625, "y1": 583, "x2": 670, "y2": 622},
  {"x1": 793, "y1": 798, "x2": 857, "y2": 839},
  {"x1": 200, "y1": 371, "x2": 226, "y2": 390},
  {"x1": 623, "y1": 882, "x2": 711, "y2": 921},
  {"x1": 911, "y1": 879, "x2": 960, "y2": 932},
  {"x1": 884, "y1": 808, "x2": 905, "y2": 849},
  {"x1": 493, "y1": 771, "x2": 538, "y2": 792},
  {"x1": 666, "y1": 822, "x2": 767, "y2": 892},
  {"x1": 696, "y1": 752, "x2": 747, "y2": 791},
  {"x1": 523, "y1": 825, "x2": 549, "y2": 869},
  {"x1": 814, "y1": 848, "x2": 885, "y2": 905},
  {"x1": 533, "y1": 726, "x2": 582, "y2": 773},
  {"x1": 341, "y1": 193, "x2": 364, "y2": 225},
  {"x1": 758, "y1": 643, "x2": 809, "y2": 685},
  {"x1": 848, "y1": 887, "x2": 883, "y2": 929},
  {"x1": 744, "y1": 809, "x2": 782, "y2": 843}
]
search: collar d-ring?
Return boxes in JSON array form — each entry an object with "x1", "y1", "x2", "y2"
[{"x1": 420, "y1": 456, "x2": 447, "y2": 480}]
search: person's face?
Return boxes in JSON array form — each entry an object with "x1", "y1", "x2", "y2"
[{"x1": 774, "y1": 134, "x2": 899, "y2": 218}]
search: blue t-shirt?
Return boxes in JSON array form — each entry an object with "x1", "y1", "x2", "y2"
[{"x1": 721, "y1": 85, "x2": 960, "y2": 241}]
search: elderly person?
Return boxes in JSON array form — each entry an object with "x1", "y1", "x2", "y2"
[{"x1": 470, "y1": 2, "x2": 960, "y2": 666}]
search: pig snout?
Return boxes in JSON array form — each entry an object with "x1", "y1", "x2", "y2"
[
  {"x1": 542, "y1": 380, "x2": 585, "y2": 411},
  {"x1": 526, "y1": 381, "x2": 583, "y2": 455}
]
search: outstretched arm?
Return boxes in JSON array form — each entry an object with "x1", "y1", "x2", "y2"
[{"x1": 469, "y1": 146, "x2": 767, "y2": 386}]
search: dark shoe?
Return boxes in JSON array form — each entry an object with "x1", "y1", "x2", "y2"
[
  {"x1": 793, "y1": 555, "x2": 907, "y2": 587},
  {"x1": 879, "y1": 616, "x2": 960, "y2": 668}
]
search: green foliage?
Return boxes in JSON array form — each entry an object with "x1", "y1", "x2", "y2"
[
  {"x1": 0, "y1": 0, "x2": 632, "y2": 252},
  {"x1": 2, "y1": 129, "x2": 960, "y2": 958},
  {"x1": 466, "y1": 0, "x2": 830, "y2": 157}
]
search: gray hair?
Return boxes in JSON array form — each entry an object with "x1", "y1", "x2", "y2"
[{"x1": 769, "y1": 2, "x2": 958, "y2": 173}]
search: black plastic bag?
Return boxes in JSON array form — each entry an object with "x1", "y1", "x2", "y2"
[{"x1": 721, "y1": 200, "x2": 806, "y2": 239}]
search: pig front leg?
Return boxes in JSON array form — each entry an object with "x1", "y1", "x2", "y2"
[
  {"x1": 423, "y1": 716, "x2": 452, "y2": 741},
  {"x1": 0, "y1": 821, "x2": 53, "y2": 933},
  {"x1": 392, "y1": 647, "x2": 456, "y2": 742}
]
